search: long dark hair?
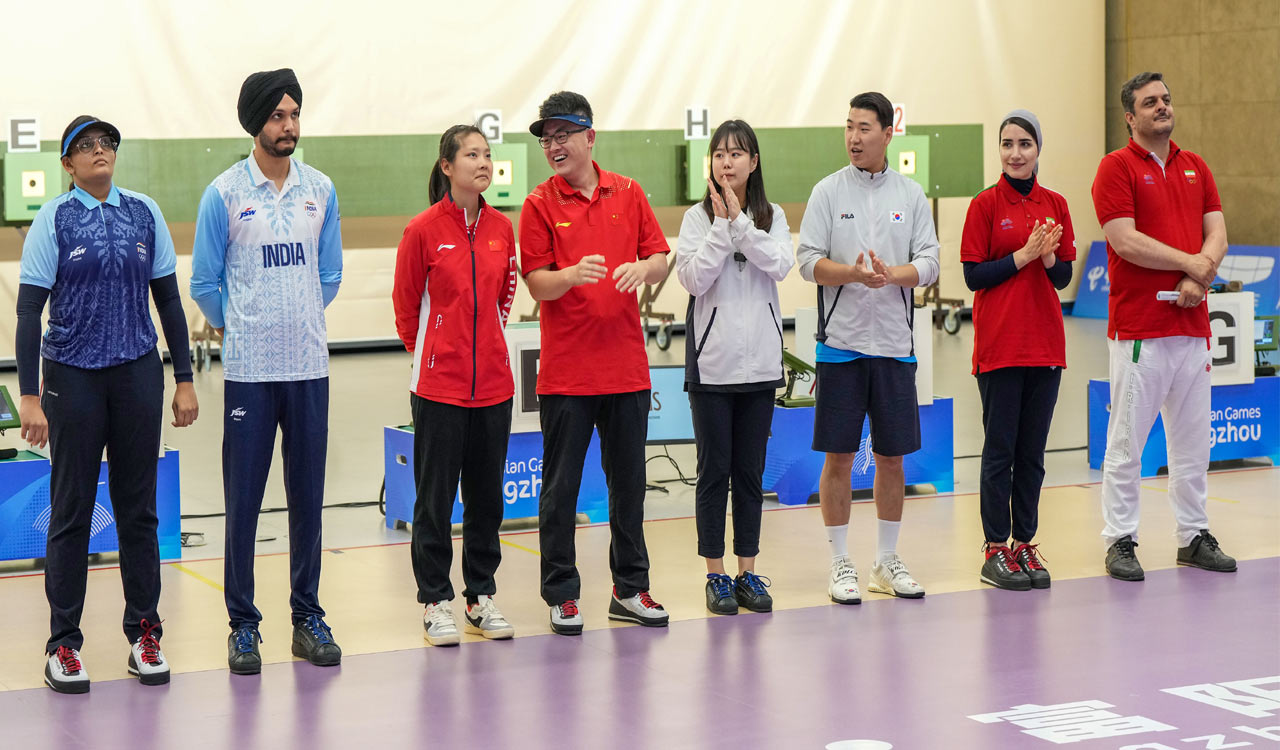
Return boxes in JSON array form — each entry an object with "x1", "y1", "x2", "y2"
[
  {"x1": 700, "y1": 120, "x2": 772, "y2": 232},
  {"x1": 428, "y1": 124, "x2": 486, "y2": 205}
]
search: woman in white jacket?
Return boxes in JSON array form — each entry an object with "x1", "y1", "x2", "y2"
[{"x1": 676, "y1": 120, "x2": 795, "y2": 616}]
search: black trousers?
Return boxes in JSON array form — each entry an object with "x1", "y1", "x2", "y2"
[
  {"x1": 538, "y1": 391, "x2": 650, "y2": 605},
  {"x1": 976, "y1": 366, "x2": 1062, "y2": 543},
  {"x1": 410, "y1": 395, "x2": 512, "y2": 604},
  {"x1": 42, "y1": 351, "x2": 164, "y2": 652},
  {"x1": 688, "y1": 389, "x2": 775, "y2": 559}
]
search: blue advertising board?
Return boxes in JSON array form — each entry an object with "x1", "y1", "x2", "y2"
[
  {"x1": 0, "y1": 450, "x2": 183, "y2": 561},
  {"x1": 762, "y1": 399, "x2": 954, "y2": 506},
  {"x1": 383, "y1": 427, "x2": 609, "y2": 528},
  {"x1": 1074, "y1": 242, "x2": 1280, "y2": 320},
  {"x1": 1087, "y1": 376, "x2": 1280, "y2": 476}
]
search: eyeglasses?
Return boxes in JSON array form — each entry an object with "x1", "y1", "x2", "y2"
[
  {"x1": 537, "y1": 127, "x2": 588, "y2": 149},
  {"x1": 71, "y1": 136, "x2": 118, "y2": 154}
]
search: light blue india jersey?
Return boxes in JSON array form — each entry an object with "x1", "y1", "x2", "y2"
[{"x1": 190, "y1": 155, "x2": 342, "y2": 382}]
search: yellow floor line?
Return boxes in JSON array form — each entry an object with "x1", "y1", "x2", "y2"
[
  {"x1": 499, "y1": 538, "x2": 541, "y2": 557},
  {"x1": 1140, "y1": 484, "x2": 1240, "y2": 504},
  {"x1": 170, "y1": 563, "x2": 225, "y2": 592}
]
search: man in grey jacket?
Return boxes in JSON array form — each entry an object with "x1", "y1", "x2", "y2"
[{"x1": 796, "y1": 91, "x2": 940, "y2": 605}]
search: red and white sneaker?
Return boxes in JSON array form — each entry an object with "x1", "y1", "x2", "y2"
[
  {"x1": 550, "y1": 600, "x2": 583, "y2": 636},
  {"x1": 128, "y1": 619, "x2": 169, "y2": 686},
  {"x1": 45, "y1": 646, "x2": 90, "y2": 694},
  {"x1": 607, "y1": 588, "x2": 669, "y2": 627}
]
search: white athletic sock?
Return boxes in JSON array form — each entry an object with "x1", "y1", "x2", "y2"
[
  {"x1": 877, "y1": 519, "x2": 901, "y2": 563},
  {"x1": 826, "y1": 524, "x2": 849, "y2": 561}
]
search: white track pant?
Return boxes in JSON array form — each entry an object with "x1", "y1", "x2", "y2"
[{"x1": 1100, "y1": 335, "x2": 1211, "y2": 547}]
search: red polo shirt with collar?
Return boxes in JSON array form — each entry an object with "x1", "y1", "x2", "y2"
[
  {"x1": 961, "y1": 177, "x2": 1076, "y2": 375},
  {"x1": 1091, "y1": 138, "x2": 1221, "y2": 340},
  {"x1": 519, "y1": 162, "x2": 670, "y2": 395}
]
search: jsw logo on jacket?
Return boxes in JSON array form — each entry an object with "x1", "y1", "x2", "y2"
[{"x1": 393, "y1": 193, "x2": 518, "y2": 407}]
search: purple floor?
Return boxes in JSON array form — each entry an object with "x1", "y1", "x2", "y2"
[{"x1": 5, "y1": 559, "x2": 1278, "y2": 750}]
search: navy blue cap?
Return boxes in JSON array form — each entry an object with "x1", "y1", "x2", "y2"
[
  {"x1": 60, "y1": 116, "x2": 122, "y2": 157},
  {"x1": 529, "y1": 113, "x2": 592, "y2": 137}
]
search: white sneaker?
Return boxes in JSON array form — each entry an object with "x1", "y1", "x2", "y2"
[
  {"x1": 45, "y1": 646, "x2": 90, "y2": 694},
  {"x1": 464, "y1": 595, "x2": 515, "y2": 640},
  {"x1": 550, "y1": 600, "x2": 584, "y2": 636},
  {"x1": 607, "y1": 588, "x2": 669, "y2": 627},
  {"x1": 869, "y1": 554, "x2": 926, "y2": 599},
  {"x1": 423, "y1": 601, "x2": 460, "y2": 646},
  {"x1": 829, "y1": 556, "x2": 862, "y2": 604},
  {"x1": 128, "y1": 621, "x2": 169, "y2": 686}
]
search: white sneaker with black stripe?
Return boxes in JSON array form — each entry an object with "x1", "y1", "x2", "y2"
[
  {"x1": 607, "y1": 588, "x2": 669, "y2": 627},
  {"x1": 464, "y1": 595, "x2": 515, "y2": 640},
  {"x1": 45, "y1": 646, "x2": 90, "y2": 694},
  {"x1": 423, "y1": 601, "x2": 460, "y2": 646}
]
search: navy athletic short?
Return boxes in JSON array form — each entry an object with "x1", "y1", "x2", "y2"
[{"x1": 812, "y1": 358, "x2": 920, "y2": 457}]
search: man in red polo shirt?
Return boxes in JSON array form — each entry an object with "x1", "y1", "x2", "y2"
[
  {"x1": 520, "y1": 91, "x2": 671, "y2": 634},
  {"x1": 1090, "y1": 71, "x2": 1236, "y2": 582}
]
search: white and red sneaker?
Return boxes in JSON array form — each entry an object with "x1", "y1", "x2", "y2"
[
  {"x1": 550, "y1": 600, "x2": 583, "y2": 636},
  {"x1": 45, "y1": 646, "x2": 90, "y2": 694},
  {"x1": 128, "y1": 619, "x2": 169, "y2": 686},
  {"x1": 607, "y1": 588, "x2": 669, "y2": 627}
]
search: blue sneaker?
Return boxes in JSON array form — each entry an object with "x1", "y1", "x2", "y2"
[
  {"x1": 292, "y1": 615, "x2": 341, "y2": 667},
  {"x1": 734, "y1": 571, "x2": 773, "y2": 612},
  {"x1": 227, "y1": 626, "x2": 262, "y2": 675},
  {"x1": 705, "y1": 573, "x2": 738, "y2": 615}
]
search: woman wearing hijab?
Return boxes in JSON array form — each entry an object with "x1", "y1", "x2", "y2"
[
  {"x1": 17, "y1": 115, "x2": 198, "y2": 693},
  {"x1": 960, "y1": 109, "x2": 1074, "y2": 591}
]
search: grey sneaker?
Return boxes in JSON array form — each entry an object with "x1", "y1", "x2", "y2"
[
  {"x1": 464, "y1": 595, "x2": 515, "y2": 640},
  {"x1": 228, "y1": 626, "x2": 262, "y2": 675},
  {"x1": 1105, "y1": 536, "x2": 1144, "y2": 581},
  {"x1": 868, "y1": 554, "x2": 926, "y2": 599},
  {"x1": 549, "y1": 600, "x2": 583, "y2": 636},
  {"x1": 45, "y1": 646, "x2": 90, "y2": 694},
  {"x1": 1177, "y1": 530, "x2": 1237, "y2": 572},
  {"x1": 424, "y1": 601, "x2": 461, "y2": 646},
  {"x1": 291, "y1": 615, "x2": 341, "y2": 667}
]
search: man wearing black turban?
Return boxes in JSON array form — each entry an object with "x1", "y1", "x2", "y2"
[{"x1": 191, "y1": 68, "x2": 345, "y2": 676}]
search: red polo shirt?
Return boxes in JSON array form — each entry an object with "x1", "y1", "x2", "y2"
[
  {"x1": 1091, "y1": 139, "x2": 1220, "y2": 340},
  {"x1": 519, "y1": 162, "x2": 669, "y2": 395},
  {"x1": 961, "y1": 177, "x2": 1076, "y2": 375}
]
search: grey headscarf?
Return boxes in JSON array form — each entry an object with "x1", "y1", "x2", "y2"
[{"x1": 1000, "y1": 108, "x2": 1042, "y2": 174}]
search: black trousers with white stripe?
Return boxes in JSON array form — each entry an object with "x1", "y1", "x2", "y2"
[{"x1": 42, "y1": 351, "x2": 164, "y2": 653}]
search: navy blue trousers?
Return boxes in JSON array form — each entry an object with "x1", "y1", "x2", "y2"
[
  {"x1": 222, "y1": 378, "x2": 328, "y2": 629},
  {"x1": 43, "y1": 351, "x2": 163, "y2": 652}
]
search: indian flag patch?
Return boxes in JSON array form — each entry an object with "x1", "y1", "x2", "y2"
[{"x1": 1184, "y1": 169, "x2": 1197, "y2": 184}]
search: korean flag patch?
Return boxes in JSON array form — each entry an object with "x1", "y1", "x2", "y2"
[{"x1": 890, "y1": 211, "x2": 905, "y2": 223}]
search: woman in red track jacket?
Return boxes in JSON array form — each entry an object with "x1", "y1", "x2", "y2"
[{"x1": 393, "y1": 124, "x2": 518, "y2": 646}]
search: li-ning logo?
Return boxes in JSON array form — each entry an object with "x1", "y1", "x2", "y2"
[
  {"x1": 554, "y1": 222, "x2": 572, "y2": 228},
  {"x1": 69, "y1": 246, "x2": 87, "y2": 260},
  {"x1": 230, "y1": 407, "x2": 247, "y2": 421},
  {"x1": 304, "y1": 200, "x2": 318, "y2": 217},
  {"x1": 238, "y1": 207, "x2": 256, "y2": 221},
  {"x1": 435, "y1": 243, "x2": 456, "y2": 253},
  {"x1": 999, "y1": 218, "x2": 1015, "y2": 231}
]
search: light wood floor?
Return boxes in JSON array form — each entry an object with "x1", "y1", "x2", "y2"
[{"x1": 0, "y1": 466, "x2": 1274, "y2": 692}]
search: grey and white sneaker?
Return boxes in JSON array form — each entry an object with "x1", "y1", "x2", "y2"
[
  {"x1": 423, "y1": 601, "x2": 460, "y2": 646},
  {"x1": 127, "y1": 619, "x2": 169, "y2": 685},
  {"x1": 607, "y1": 588, "x2": 669, "y2": 627},
  {"x1": 829, "y1": 556, "x2": 861, "y2": 604},
  {"x1": 550, "y1": 600, "x2": 584, "y2": 636},
  {"x1": 464, "y1": 595, "x2": 515, "y2": 640},
  {"x1": 868, "y1": 554, "x2": 926, "y2": 599},
  {"x1": 45, "y1": 646, "x2": 90, "y2": 694}
]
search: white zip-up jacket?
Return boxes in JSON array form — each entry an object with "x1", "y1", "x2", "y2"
[
  {"x1": 796, "y1": 164, "x2": 940, "y2": 358},
  {"x1": 676, "y1": 202, "x2": 794, "y2": 389}
]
